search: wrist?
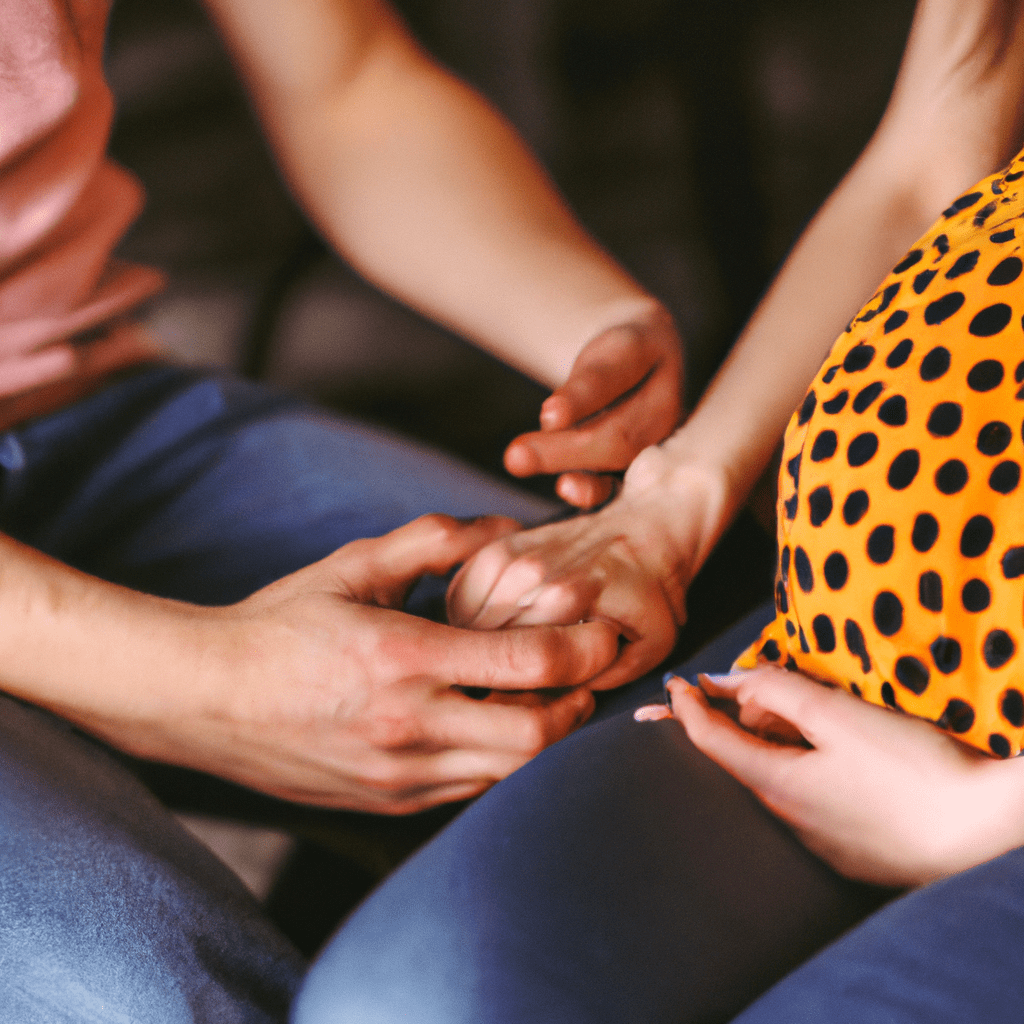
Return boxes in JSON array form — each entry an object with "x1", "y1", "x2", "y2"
[{"x1": 612, "y1": 445, "x2": 733, "y2": 622}]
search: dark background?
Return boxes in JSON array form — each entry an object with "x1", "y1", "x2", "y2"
[
  {"x1": 105, "y1": 0, "x2": 919, "y2": 951},
  {"x1": 106, "y1": 0, "x2": 916, "y2": 475}
]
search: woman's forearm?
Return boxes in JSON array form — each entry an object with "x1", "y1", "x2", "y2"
[
  {"x1": 203, "y1": 0, "x2": 666, "y2": 390},
  {"x1": 624, "y1": 0, "x2": 1024, "y2": 561}
]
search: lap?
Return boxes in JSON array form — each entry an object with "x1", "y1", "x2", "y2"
[
  {"x1": 0, "y1": 364, "x2": 551, "y2": 1018},
  {"x1": 0, "y1": 692, "x2": 303, "y2": 1023},
  {"x1": 732, "y1": 846, "x2": 1024, "y2": 1024},
  {"x1": 1, "y1": 364, "x2": 554, "y2": 604},
  {"x1": 294, "y1": 605, "x2": 890, "y2": 1024}
]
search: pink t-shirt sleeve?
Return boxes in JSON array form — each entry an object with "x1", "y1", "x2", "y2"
[{"x1": 0, "y1": 0, "x2": 165, "y2": 399}]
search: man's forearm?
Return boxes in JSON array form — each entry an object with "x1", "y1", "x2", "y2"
[{"x1": 0, "y1": 532, "x2": 220, "y2": 750}]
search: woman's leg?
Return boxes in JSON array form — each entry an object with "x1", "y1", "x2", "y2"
[
  {"x1": 294, "y1": 606, "x2": 892, "y2": 1024},
  {"x1": 730, "y1": 846, "x2": 1024, "y2": 1024}
]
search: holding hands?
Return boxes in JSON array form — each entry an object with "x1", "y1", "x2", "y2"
[
  {"x1": 641, "y1": 669, "x2": 1024, "y2": 888},
  {"x1": 448, "y1": 445, "x2": 731, "y2": 690}
]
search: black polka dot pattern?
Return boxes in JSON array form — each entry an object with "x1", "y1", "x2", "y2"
[
  {"x1": 935, "y1": 459, "x2": 969, "y2": 494},
  {"x1": 926, "y1": 402, "x2": 962, "y2": 437},
  {"x1": 823, "y1": 552, "x2": 849, "y2": 590},
  {"x1": 843, "y1": 490, "x2": 870, "y2": 525},
  {"x1": 967, "y1": 359, "x2": 1005, "y2": 392},
  {"x1": 961, "y1": 516, "x2": 994, "y2": 557},
  {"x1": 812, "y1": 615, "x2": 836, "y2": 653},
  {"x1": 912, "y1": 513, "x2": 939, "y2": 552},
  {"x1": 988, "y1": 256, "x2": 1023, "y2": 285},
  {"x1": 886, "y1": 339, "x2": 913, "y2": 368},
  {"x1": 867, "y1": 525, "x2": 895, "y2": 564},
  {"x1": 918, "y1": 571, "x2": 943, "y2": 612},
  {"x1": 873, "y1": 591, "x2": 903, "y2": 635},
  {"x1": 920, "y1": 347, "x2": 951, "y2": 381},
  {"x1": 977, "y1": 421, "x2": 1012, "y2": 456},
  {"x1": 878, "y1": 395, "x2": 908, "y2": 426},
  {"x1": 887, "y1": 450, "x2": 920, "y2": 490},
  {"x1": 847, "y1": 433, "x2": 879, "y2": 467},
  {"x1": 808, "y1": 486, "x2": 833, "y2": 526},
  {"x1": 844, "y1": 619, "x2": 871, "y2": 673},
  {"x1": 740, "y1": 154, "x2": 1024, "y2": 757},
  {"x1": 895, "y1": 656, "x2": 930, "y2": 695},
  {"x1": 984, "y1": 630, "x2": 1016, "y2": 669},
  {"x1": 962, "y1": 579, "x2": 991, "y2": 612},
  {"x1": 924, "y1": 293, "x2": 965, "y2": 325},
  {"x1": 811, "y1": 430, "x2": 838, "y2": 462}
]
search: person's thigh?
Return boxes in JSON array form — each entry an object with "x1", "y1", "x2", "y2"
[
  {"x1": 729, "y1": 846, "x2": 1024, "y2": 1024},
  {"x1": 0, "y1": 692, "x2": 304, "y2": 1023},
  {"x1": 0, "y1": 365, "x2": 555, "y2": 604},
  {"x1": 294, "y1": 606, "x2": 891, "y2": 1024}
]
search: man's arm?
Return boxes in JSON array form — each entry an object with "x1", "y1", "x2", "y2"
[
  {"x1": 201, "y1": 0, "x2": 683, "y2": 506},
  {"x1": 0, "y1": 518, "x2": 617, "y2": 813}
]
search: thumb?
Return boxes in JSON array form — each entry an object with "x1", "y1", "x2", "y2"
[{"x1": 331, "y1": 514, "x2": 522, "y2": 607}]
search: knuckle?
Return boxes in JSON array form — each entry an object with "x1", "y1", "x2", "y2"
[
  {"x1": 415, "y1": 512, "x2": 460, "y2": 546},
  {"x1": 510, "y1": 712, "x2": 548, "y2": 758}
]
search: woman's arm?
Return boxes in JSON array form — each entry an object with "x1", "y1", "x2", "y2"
[
  {"x1": 200, "y1": 0, "x2": 684, "y2": 506},
  {"x1": 449, "y1": 0, "x2": 1024, "y2": 682}
]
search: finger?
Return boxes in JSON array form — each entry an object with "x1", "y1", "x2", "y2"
[
  {"x1": 448, "y1": 544, "x2": 547, "y2": 629},
  {"x1": 426, "y1": 619, "x2": 620, "y2": 691},
  {"x1": 430, "y1": 684, "x2": 595, "y2": 756},
  {"x1": 634, "y1": 703, "x2": 673, "y2": 722},
  {"x1": 554, "y1": 471, "x2": 616, "y2": 509},
  {"x1": 339, "y1": 514, "x2": 520, "y2": 606},
  {"x1": 542, "y1": 327, "x2": 655, "y2": 428},
  {"x1": 669, "y1": 682, "x2": 806, "y2": 799},
  {"x1": 697, "y1": 667, "x2": 843, "y2": 749},
  {"x1": 505, "y1": 374, "x2": 678, "y2": 477}
]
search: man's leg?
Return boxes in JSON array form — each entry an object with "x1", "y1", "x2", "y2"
[
  {"x1": 1, "y1": 365, "x2": 555, "y2": 605},
  {"x1": 0, "y1": 693, "x2": 304, "y2": 1023},
  {"x1": 729, "y1": 847, "x2": 1024, "y2": 1024},
  {"x1": 0, "y1": 365, "x2": 556, "y2": 1018},
  {"x1": 294, "y1": 606, "x2": 892, "y2": 1024}
]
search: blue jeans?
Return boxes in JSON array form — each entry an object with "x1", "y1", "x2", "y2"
[
  {"x1": 0, "y1": 364, "x2": 556, "y2": 1022},
  {"x1": 296, "y1": 607, "x2": 1024, "y2": 1024}
]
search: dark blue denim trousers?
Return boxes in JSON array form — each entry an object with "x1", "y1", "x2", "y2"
[
  {"x1": 297, "y1": 608, "x2": 1024, "y2": 1024},
  {"x1": 0, "y1": 363, "x2": 556, "y2": 1023},
  {"x1": 6, "y1": 364, "x2": 1024, "y2": 1022}
]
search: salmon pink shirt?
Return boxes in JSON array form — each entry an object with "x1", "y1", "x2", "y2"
[{"x1": 0, "y1": 0, "x2": 165, "y2": 421}]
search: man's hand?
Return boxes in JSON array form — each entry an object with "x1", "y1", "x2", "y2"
[
  {"x1": 73, "y1": 516, "x2": 618, "y2": 815},
  {"x1": 504, "y1": 308, "x2": 684, "y2": 508},
  {"x1": 647, "y1": 668, "x2": 1024, "y2": 888}
]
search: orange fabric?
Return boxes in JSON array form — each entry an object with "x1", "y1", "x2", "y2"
[
  {"x1": 0, "y1": 0, "x2": 165, "y2": 407},
  {"x1": 737, "y1": 149, "x2": 1024, "y2": 757}
]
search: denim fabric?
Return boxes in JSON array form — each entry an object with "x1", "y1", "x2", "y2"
[
  {"x1": 731, "y1": 846, "x2": 1024, "y2": 1024},
  {"x1": 0, "y1": 364, "x2": 556, "y2": 1021},
  {"x1": 294, "y1": 604, "x2": 892, "y2": 1024},
  {"x1": 298, "y1": 600, "x2": 1024, "y2": 1024}
]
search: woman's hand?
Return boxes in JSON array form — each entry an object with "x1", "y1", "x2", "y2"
[
  {"x1": 641, "y1": 668, "x2": 1024, "y2": 887},
  {"x1": 504, "y1": 308, "x2": 684, "y2": 509},
  {"x1": 448, "y1": 448, "x2": 730, "y2": 690}
]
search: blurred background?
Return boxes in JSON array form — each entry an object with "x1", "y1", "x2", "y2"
[
  {"x1": 105, "y1": 0, "x2": 919, "y2": 952},
  {"x1": 107, "y1": 0, "x2": 916, "y2": 479}
]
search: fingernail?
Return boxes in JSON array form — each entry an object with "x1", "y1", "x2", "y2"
[
  {"x1": 634, "y1": 704, "x2": 672, "y2": 722},
  {"x1": 697, "y1": 672, "x2": 745, "y2": 688}
]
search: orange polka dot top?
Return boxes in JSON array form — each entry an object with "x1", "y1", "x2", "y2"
[{"x1": 735, "y1": 147, "x2": 1024, "y2": 758}]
